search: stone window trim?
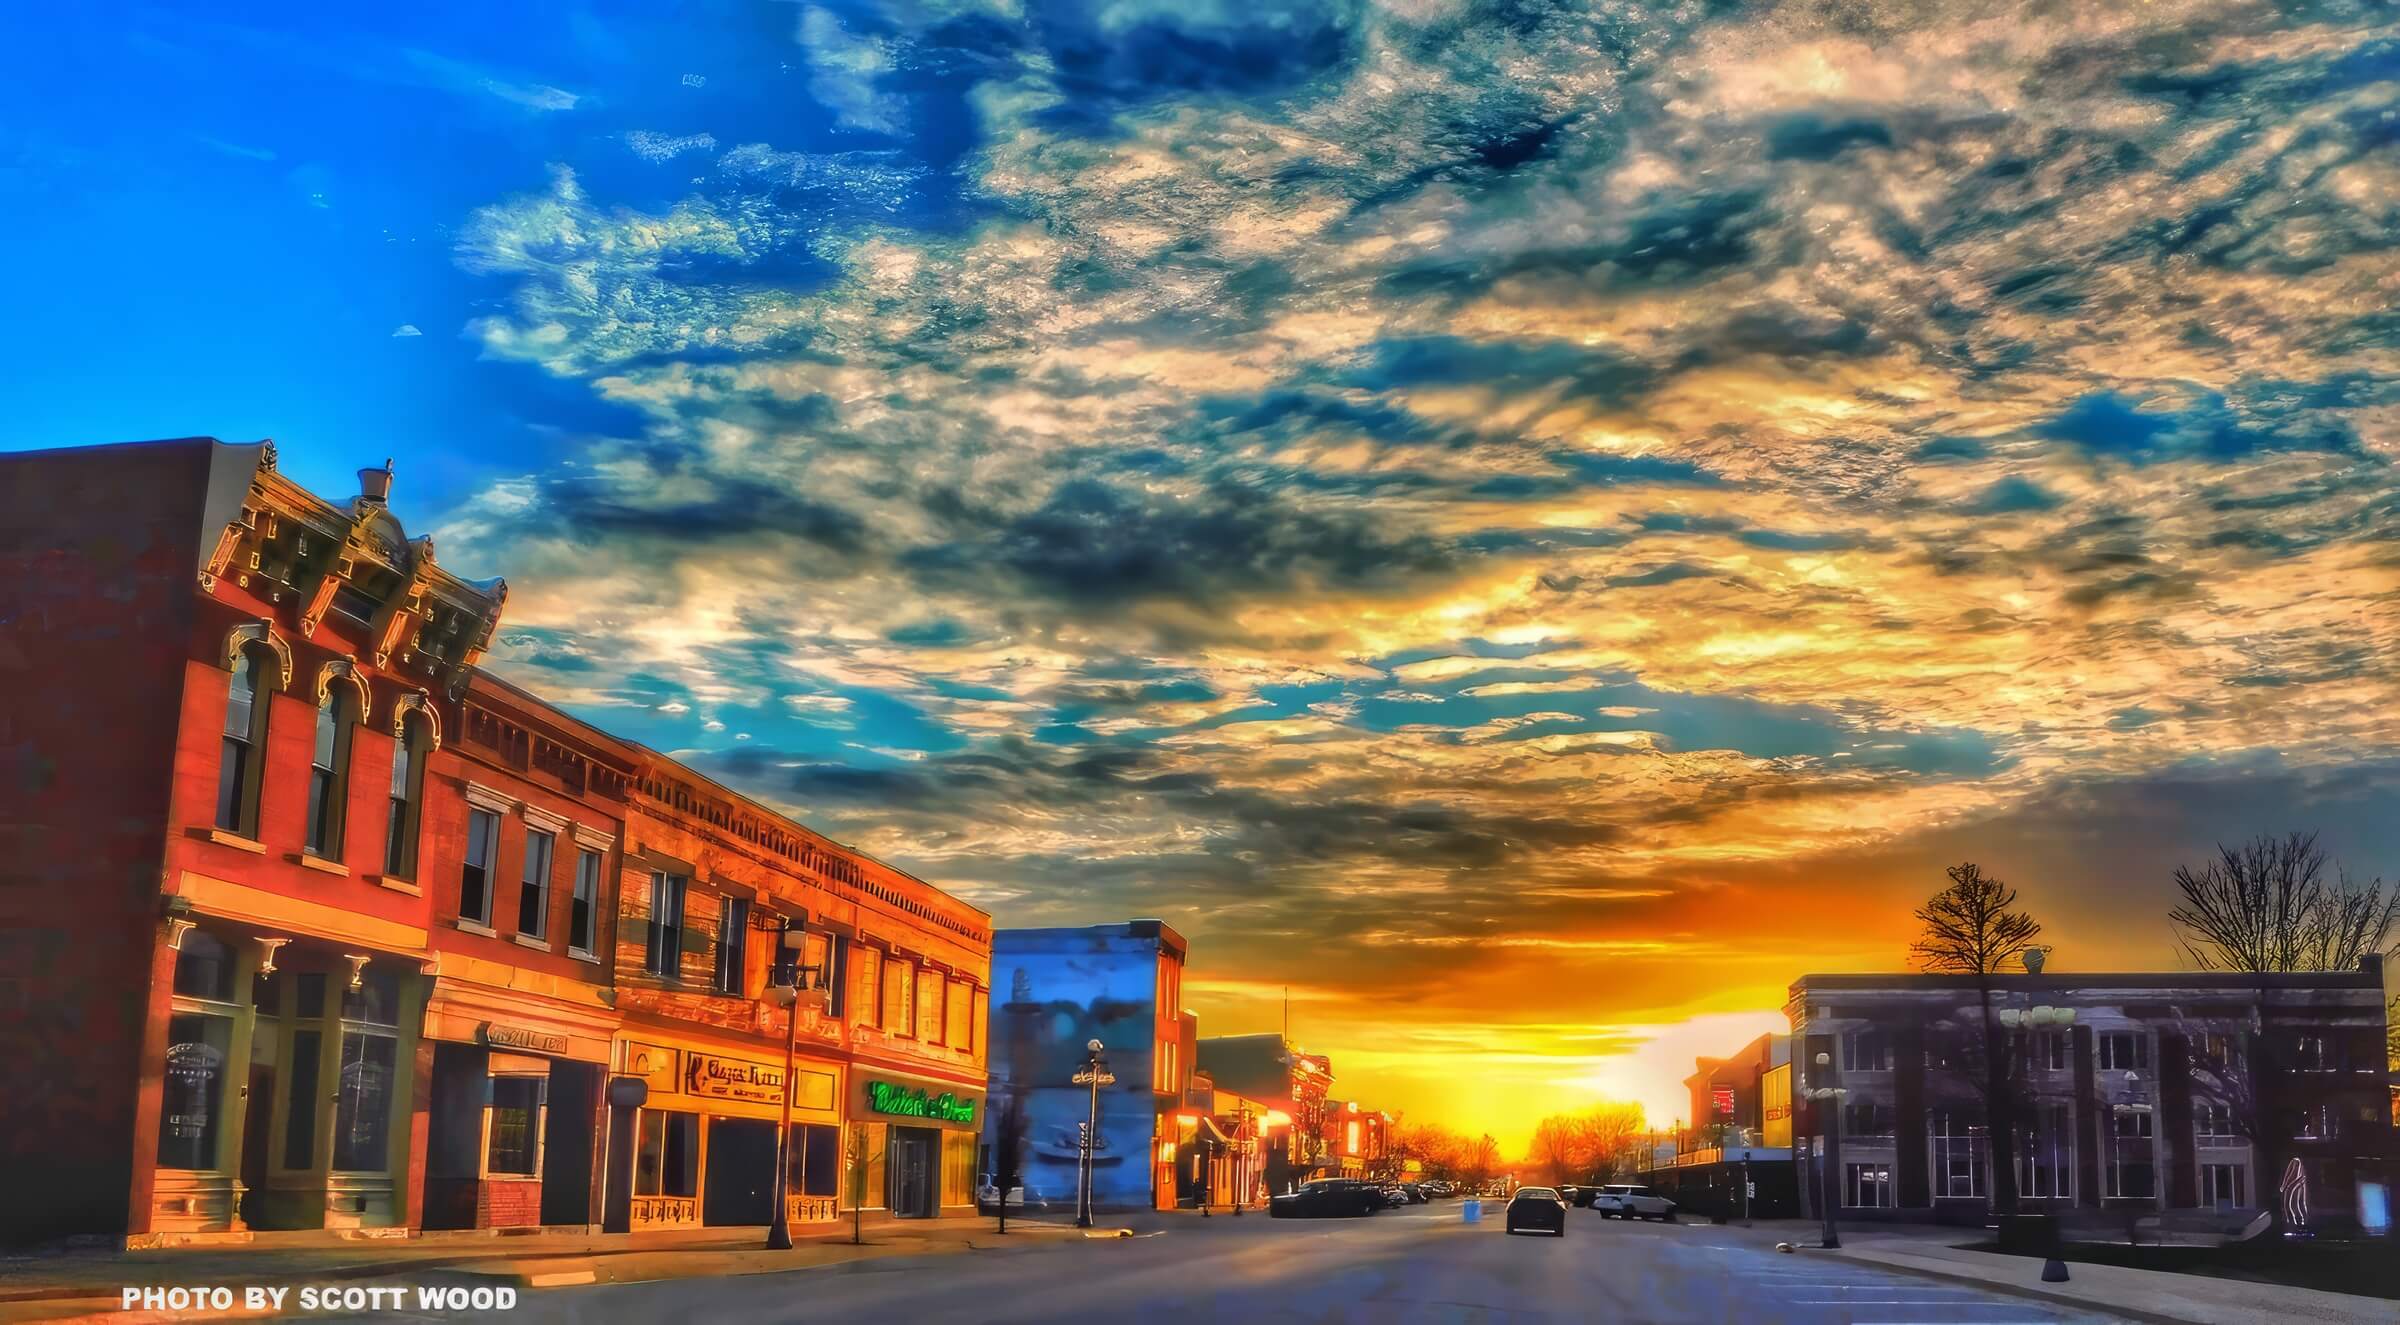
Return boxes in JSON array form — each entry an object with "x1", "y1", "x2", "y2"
[
  {"x1": 520, "y1": 804, "x2": 569, "y2": 836},
  {"x1": 570, "y1": 825, "x2": 616, "y2": 853},
  {"x1": 462, "y1": 781, "x2": 518, "y2": 815}
]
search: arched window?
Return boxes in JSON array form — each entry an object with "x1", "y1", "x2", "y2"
[
  {"x1": 215, "y1": 644, "x2": 277, "y2": 836},
  {"x1": 305, "y1": 678, "x2": 363, "y2": 858},
  {"x1": 384, "y1": 710, "x2": 431, "y2": 879}
]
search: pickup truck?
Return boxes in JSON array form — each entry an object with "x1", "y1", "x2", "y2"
[{"x1": 1590, "y1": 1184, "x2": 1677, "y2": 1221}]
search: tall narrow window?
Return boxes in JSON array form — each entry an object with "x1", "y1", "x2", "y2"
[
  {"x1": 305, "y1": 677, "x2": 364, "y2": 858},
  {"x1": 852, "y1": 947, "x2": 882, "y2": 1028},
  {"x1": 487, "y1": 1078, "x2": 544, "y2": 1176},
  {"x1": 215, "y1": 648, "x2": 273, "y2": 835},
  {"x1": 461, "y1": 809, "x2": 499, "y2": 925},
  {"x1": 884, "y1": 960, "x2": 914, "y2": 1037},
  {"x1": 333, "y1": 969, "x2": 401, "y2": 1173},
  {"x1": 384, "y1": 712, "x2": 429, "y2": 878},
  {"x1": 645, "y1": 873, "x2": 687, "y2": 978},
  {"x1": 715, "y1": 897, "x2": 749, "y2": 995},
  {"x1": 569, "y1": 849, "x2": 601, "y2": 957},
  {"x1": 517, "y1": 828, "x2": 555, "y2": 940}
]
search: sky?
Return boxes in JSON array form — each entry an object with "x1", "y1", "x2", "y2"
[{"x1": 8, "y1": 1, "x2": 2398, "y2": 1152}]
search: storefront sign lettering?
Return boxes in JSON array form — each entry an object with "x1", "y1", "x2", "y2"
[
  {"x1": 866, "y1": 1080, "x2": 975, "y2": 1125},
  {"x1": 688, "y1": 1054, "x2": 784, "y2": 1105},
  {"x1": 164, "y1": 1042, "x2": 223, "y2": 1139},
  {"x1": 482, "y1": 1023, "x2": 568, "y2": 1055}
]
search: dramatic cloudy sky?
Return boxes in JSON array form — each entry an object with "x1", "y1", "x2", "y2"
[{"x1": 11, "y1": 1, "x2": 2398, "y2": 1145}]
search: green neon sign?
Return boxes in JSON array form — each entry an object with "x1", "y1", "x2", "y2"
[{"x1": 867, "y1": 1080, "x2": 976, "y2": 1125}]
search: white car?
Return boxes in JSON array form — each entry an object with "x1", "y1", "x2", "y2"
[{"x1": 1590, "y1": 1184, "x2": 1677, "y2": 1221}]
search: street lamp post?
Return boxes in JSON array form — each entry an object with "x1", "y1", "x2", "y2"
[
  {"x1": 1807, "y1": 1051, "x2": 1849, "y2": 1250},
  {"x1": 751, "y1": 909, "x2": 828, "y2": 1252},
  {"x1": 1071, "y1": 1038, "x2": 1115, "y2": 1228}
]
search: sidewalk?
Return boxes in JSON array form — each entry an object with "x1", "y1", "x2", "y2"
[
  {"x1": 0, "y1": 1214, "x2": 1105, "y2": 1324},
  {"x1": 1729, "y1": 1220, "x2": 2393, "y2": 1325}
]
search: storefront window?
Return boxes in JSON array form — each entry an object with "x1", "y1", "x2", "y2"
[
  {"x1": 1843, "y1": 1163, "x2": 1893, "y2": 1208},
  {"x1": 941, "y1": 1131, "x2": 976, "y2": 1207},
  {"x1": 172, "y1": 933, "x2": 237, "y2": 1002},
  {"x1": 800, "y1": 1124, "x2": 841, "y2": 1198},
  {"x1": 635, "y1": 1112, "x2": 699, "y2": 1197},
  {"x1": 156, "y1": 1013, "x2": 231, "y2": 1170},
  {"x1": 334, "y1": 1031, "x2": 396, "y2": 1171},
  {"x1": 487, "y1": 1078, "x2": 543, "y2": 1176},
  {"x1": 342, "y1": 970, "x2": 401, "y2": 1026}
]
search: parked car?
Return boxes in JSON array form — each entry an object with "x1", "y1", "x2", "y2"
[
  {"x1": 1376, "y1": 1184, "x2": 1409, "y2": 1208},
  {"x1": 1269, "y1": 1178, "x2": 1384, "y2": 1219},
  {"x1": 1590, "y1": 1184, "x2": 1677, "y2": 1221},
  {"x1": 1504, "y1": 1185, "x2": 1568, "y2": 1236},
  {"x1": 1422, "y1": 1180, "x2": 1454, "y2": 1198},
  {"x1": 975, "y1": 1176, "x2": 1049, "y2": 1213},
  {"x1": 1399, "y1": 1183, "x2": 1429, "y2": 1205}
]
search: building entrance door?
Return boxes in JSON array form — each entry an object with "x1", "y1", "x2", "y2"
[
  {"x1": 702, "y1": 1118, "x2": 777, "y2": 1226},
  {"x1": 888, "y1": 1127, "x2": 936, "y2": 1218}
]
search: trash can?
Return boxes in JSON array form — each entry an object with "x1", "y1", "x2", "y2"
[{"x1": 1462, "y1": 1198, "x2": 1482, "y2": 1224}]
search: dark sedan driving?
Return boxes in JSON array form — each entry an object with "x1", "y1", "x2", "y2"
[
  {"x1": 1268, "y1": 1178, "x2": 1384, "y2": 1219},
  {"x1": 1503, "y1": 1185, "x2": 1568, "y2": 1236}
]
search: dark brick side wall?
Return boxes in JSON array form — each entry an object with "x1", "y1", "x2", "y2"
[
  {"x1": 477, "y1": 1179, "x2": 541, "y2": 1228},
  {"x1": 0, "y1": 440, "x2": 213, "y2": 1243}
]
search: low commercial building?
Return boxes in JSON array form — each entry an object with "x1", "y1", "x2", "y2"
[
  {"x1": 1196, "y1": 1034, "x2": 1333, "y2": 1195},
  {"x1": 0, "y1": 438, "x2": 990, "y2": 1247},
  {"x1": 1639, "y1": 1033, "x2": 1800, "y2": 1219},
  {"x1": 1787, "y1": 963, "x2": 2392, "y2": 1233}
]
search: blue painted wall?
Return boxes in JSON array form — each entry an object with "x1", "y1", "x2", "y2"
[{"x1": 983, "y1": 928, "x2": 1162, "y2": 1211}]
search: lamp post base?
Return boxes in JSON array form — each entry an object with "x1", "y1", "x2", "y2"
[
  {"x1": 1820, "y1": 1228, "x2": 1840, "y2": 1249},
  {"x1": 767, "y1": 1220, "x2": 793, "y2": 1251}
]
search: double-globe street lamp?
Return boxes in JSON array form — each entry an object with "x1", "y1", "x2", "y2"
[
  {"x1": 1071, "y1": 1038, "x2": 1116, "y2": 1229},
  {"x1": 1805, "y1": 1052, "x2": 1849, "y2": 1250},
  {"x1": 750, "y1": 909, "x2": 830, "y2": 1251}
]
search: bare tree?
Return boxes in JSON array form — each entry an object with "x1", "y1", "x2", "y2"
[
  {"x1": 1912, "y1": 863, "x2": 2044, "y2": 974},
  {"x1": 1910, "y1": 863, "x2": 2043, "y2": 1215},
  {"x1": 2168, "y1": 831, "x2": 2396, "y2": 973},
  {"x1": 990, "y1": 1087, "x2": 1031, "y2": 1233},
  {"x1": 2168, "y1": 831, "x2": 2396, "y2": 1232}
]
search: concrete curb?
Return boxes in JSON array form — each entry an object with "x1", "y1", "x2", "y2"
[{"x1": 1826, "y1": 1246, "x2": 2197, "y2": 1325}]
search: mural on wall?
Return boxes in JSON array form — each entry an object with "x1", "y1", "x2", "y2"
[{"x1": 984, "y1": 934, "x2": 1160, "y2": 1211}]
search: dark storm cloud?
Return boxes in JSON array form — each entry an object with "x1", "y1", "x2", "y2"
[{"x1": 903, "y1": 474, "x2": 1459, "y2": 610}]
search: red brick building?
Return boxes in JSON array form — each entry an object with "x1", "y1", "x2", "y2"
[{"x1": 0, "y1": 439, "x2": 990, "y2": 1245}]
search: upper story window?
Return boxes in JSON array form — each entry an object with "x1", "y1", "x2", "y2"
[
  {"x1": 460, "y1": 808, "x2": 499, "y2": 926},
  {"x1": 568, "y1": 848, "x2": 602, "y2": 958},
  {"x1": 915, "y1": 968, "x2": 943, "y2": 1042},
  {"x1": 384, "y1": 712, "x2": 431, "y2": 879},
  {"x1": 2194, "y1": 1101, "x2": 2239, "y2": 1144},
  {"x1": 306, "y1": 682, "x2": 364, "y2": 858},
  {"x1": 644, "y1": 873, "x2": 687, "y2": 979},
  {"x1": 944, "y1": 978, "x2": 972, "y2": 1052},
  {"x1": 714, "y1": 897, "x2": 749, "y2": 995},
  {"x1": 517, "y1": 827, "x2": 555, "y2": 941},
  {"x1": 883, "y1": 960, "x2": 915, "y2": 1037},
  {"x1": 2195, "y1": 1032, "x2": 2245, "y2": 1076},
  {"x1": 1842, "y1": 1030, "x2": 1890, "y2": 1072},
  {"x1": 1843, "y1": 1100, "x2": 1896, "y2": 1138},
  {"x1": 2034, "y1": 1031, "x2": 2071, "y2": 1072},
  {"x1": 2098, "y1": 1031, "x2": 2148, "y2": 1072},
  {"x1": 215, "y1": 645, "x2": 276, "y2": 837},
  {"x1": 851, "y1": 946, "x2": 882, "y2": 1028}
]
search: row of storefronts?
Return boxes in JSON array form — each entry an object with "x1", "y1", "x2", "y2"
[{"x1": 1, "y1": 440, "x2": 992, "y2": 1246}]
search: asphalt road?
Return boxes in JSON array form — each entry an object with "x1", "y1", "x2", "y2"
[{"x1": 345, "y1": 1204, "x2": 2133, "y2": 1325}]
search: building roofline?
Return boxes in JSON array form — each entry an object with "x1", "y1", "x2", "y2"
[{"x1": 1790, "y1": 968, "x2": 2382, "y2": 994}]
